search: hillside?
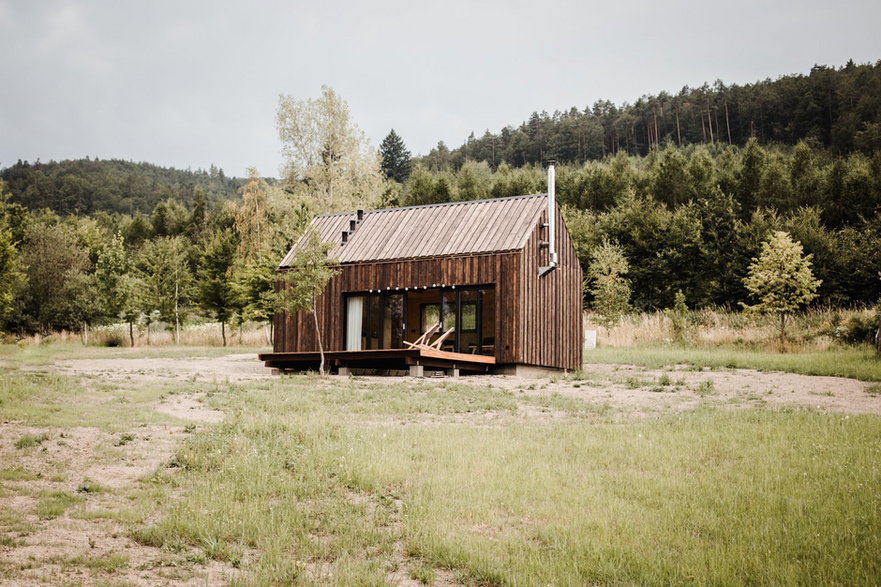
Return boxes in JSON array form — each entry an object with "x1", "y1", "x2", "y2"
[
  {"x1": 422, "y1": 60, "x2": 881, "y2": 170},
  {"x1": 0, "y1": 158, "x2": 247, "y2": 215}
]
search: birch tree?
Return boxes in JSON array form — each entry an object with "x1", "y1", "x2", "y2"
[
  {"x1": 274, "y1": 229, "x2": 339, "y2": 375},
  {"x1": 277, "y1": 86, "x2": 383, "y2": 214}
]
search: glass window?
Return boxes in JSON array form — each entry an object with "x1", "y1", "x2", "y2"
[
  {"x1": 346, "y1": 296, "x2": 364, "y2": 350},
  {"x1": 362, "y1": 294, "x2": 381, "y2": 349},
  {"x1": 460, "y1": 302, "x2": 477, "y2": 331},
  {"x1": 383, "y1": 294, "x2": 405, "y2": 348},
  {"x1": 420, "y1": 303, "x2": 439, "y2": 332},
  {"x1": 480, "y1": 289, "x2": 495, "y2": 355}
]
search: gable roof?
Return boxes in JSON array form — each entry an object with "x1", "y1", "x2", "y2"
[{"x1": 280, "y1": 194, "x2": 547, "y2": 266}]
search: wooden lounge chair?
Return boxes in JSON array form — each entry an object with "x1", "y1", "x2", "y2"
[
  {"x1": 428, "y1": 327, "x2": 455, "y2": 350},
  {"x1": 405, "y1": 322, "x2": 440, "y2": 349}
]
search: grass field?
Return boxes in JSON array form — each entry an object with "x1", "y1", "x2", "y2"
[
  {"x1": 130, "y1": 375, "x2": 881, "y2": 585},
  {"x1": 1, "y1": 344, "x2": 880, "y2": 585},
  {"x1": 586, "y1": 345, "x2": 881, "y2": 381}
]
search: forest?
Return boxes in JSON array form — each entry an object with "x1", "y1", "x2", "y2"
[
  {"x1": 0, "y1": 62, "x2": 879, "y2": 341},
  {"x1": 421, "y1": 59, "x2": 881, "y2": 169}
]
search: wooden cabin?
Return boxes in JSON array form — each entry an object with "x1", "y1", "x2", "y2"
[{"x1": 259, "y1": 167, "x2": 582, "y2": 375}]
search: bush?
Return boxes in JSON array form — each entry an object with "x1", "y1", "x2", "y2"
[{"x1": 839, "y1": 314, "x2": 879, "y2": 345}]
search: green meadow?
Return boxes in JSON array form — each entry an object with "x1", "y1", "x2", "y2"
[{"x1": 1, "y1": 344, "x2": 879, "y2": 585}]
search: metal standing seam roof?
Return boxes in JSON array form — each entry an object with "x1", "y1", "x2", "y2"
[{"x1": 279, "y1": 193, "x2": 548, "y2": 267}]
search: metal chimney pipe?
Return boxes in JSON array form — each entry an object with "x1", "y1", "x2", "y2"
[
  {"x1": 349, "y1": 219, "x2": 357, "y2": 232},
  {"x1": 341, "y1": 230, "x2": 348, "y2": 244},
  {"x1": 356, "y1": 209, "x2": 364, "y2": 222},
  {"x1": 548, "y1": 164, "x2": 557, "y2": 266},
  {"x1": 538, "y1": 164, "x2": 558, "y2": 276}
]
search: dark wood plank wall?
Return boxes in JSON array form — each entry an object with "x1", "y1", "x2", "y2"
[
  {"x1": 518, "y1": 205, "x2": 583, "y2": 371},
  {"x1": 274, "y1": 252, "x2": 522, "y2": 365}
]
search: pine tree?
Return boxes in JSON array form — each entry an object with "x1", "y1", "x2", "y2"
[
  {"x1": 196, "y1": 230, "x2": 239, "y2": 346},
  {"x1": 380, "y1": 129, "x2": 412, "y2": 183},
  {"x1": 0, "y1": 183, "x2": 21, "y2": 329}
]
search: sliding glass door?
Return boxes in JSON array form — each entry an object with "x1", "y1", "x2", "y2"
[
  {"x1": 346, "y1": 292, "x2": 404, "y2": 350},
  {"x1": 346, "y1": 286, "x2": 494, "y2": 354}
]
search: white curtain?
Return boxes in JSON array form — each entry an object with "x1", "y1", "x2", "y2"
[{"x1": 346, "y1": 297, "x2": 364, "y2": 351}]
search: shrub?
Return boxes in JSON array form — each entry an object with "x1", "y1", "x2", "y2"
[{"x1": 839, "y1": 314, "x2": 878, "y2": 345}]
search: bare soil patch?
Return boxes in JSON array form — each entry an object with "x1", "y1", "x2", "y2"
[
  {"x1": 0, "y1": 355, "x2": 256, "y2": 585},
  {"x1": 55, "y1": 353, "x2": 268, "y2": 384},
  {"x1": 473, "y1": 363, "x2": 881, "y2": 417}
]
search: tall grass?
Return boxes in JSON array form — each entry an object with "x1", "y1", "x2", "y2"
[
  {"x1": 583, "y1": 307, "x2": 881, "y2": 380},
  {"x1": 586, "y1": 306, "x2": 878, "y2": 350},
  {"x1": 134, "y1": 377, "x2": 881, "y2": 585},
  {"x1": 4, "y1": 320, "x2": 273, "y2": 348}
]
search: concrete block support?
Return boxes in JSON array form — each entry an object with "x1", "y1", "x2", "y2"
[
  {"x1": 338, "y1": 366, "x2": 351, "y2": 376},
  {"x1": 446, "y1": 368, "x2": 460, "y2": 378},
  {"x1": 409, "y1": 365, "x2": 424, "y2": 378}
]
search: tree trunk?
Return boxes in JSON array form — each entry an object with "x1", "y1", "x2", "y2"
[
  {"x1": 81, "y1": 321, "x2": 89, "y2": 345},
  {"x1": 714, "y1": 108, "x2": 722, "y2": 145},
  {"x1": 706, "y1": 105, "x2": 715, "y2": 144},
  {"x1": 174, "y1": 282, "x2": 180, "y2": 345},
  {"x1": 875, "y1": 321, "x2": 881, "y2": 356},
  {"x1": 221, "y1": 321, "x2": 227, "y2": 347},
  {"x1": 724, "y1": 100, "x2": 732, "y2": 144},
  {"x1": 312, "y1": 297, "x2": 325, "y2": 375},
  {"x1": 265, "y1": 321, "x2": 272, "y2": 346},
  {"x1": 675, "y1": 109, "x2": 682, "y2": 146},
  {"x1": 779, "y1": 313, "x2": 787, "y2": 345},
  {"x1": 129, "y1": 320, "x2": 135, "y2": 347}
]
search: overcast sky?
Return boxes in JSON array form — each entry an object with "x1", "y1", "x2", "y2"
[{"x1": 1, "y1": 0, "x2": 880, "y2": 178}]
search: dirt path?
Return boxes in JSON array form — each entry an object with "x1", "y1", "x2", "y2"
[
  {"x1": 0, "y1": 357, "x2": 237, "y2": 585},
  {"x1": 465, "y1": 363, "x2": 881, "y2": 417},
  {"x1": 54, "y1": 353, "x2": 269, "y2": 384}
]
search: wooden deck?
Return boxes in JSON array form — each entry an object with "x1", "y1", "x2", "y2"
[{"x1": 258, "y1": 347, "x2": 496, "y2": 374}]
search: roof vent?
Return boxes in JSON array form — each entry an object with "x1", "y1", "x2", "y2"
[
  {"x1": 341, "y1": 230, "x2": 349, "y2": 244},
  {"x1": 349, "y1": 219, "x2": 357, "y2": 232},
  {"x1": 356, "y1": 209, "x2": 364, "y2": 222}
]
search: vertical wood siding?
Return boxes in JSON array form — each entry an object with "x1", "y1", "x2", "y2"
[
  {"x1": 274, "y1": 252, "x2": 522, "y2": 365},
  {"x1": 517, "y1": 205, "x2": 583, "y2": 371},
  {"x1": 273, "y1": 204, "x2": 582, "y2": 371}
]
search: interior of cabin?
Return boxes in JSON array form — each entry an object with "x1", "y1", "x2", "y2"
[{"x1": 344, "y1": 286, "x2": 495, "y2": 355}]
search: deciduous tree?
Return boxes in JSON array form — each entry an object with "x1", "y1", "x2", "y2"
[
  {"x1": 274, "y1": 229, "x2": 339, "y2": 375},
  {"x1": 587, "y1": 240, "x2": 632, "y2": 327},
  {"x1": 95, "y1": 232, "x2": 142, "y2": 346},
  {"x1": 277, "y1": 86, "x2": 383, "y2": 214},
  {"x1": 137, "y1": 236, "x2": 192, "y2": 344},
  {"x1": 742, "y1": 231, "x2": 821, "y2": 343}
]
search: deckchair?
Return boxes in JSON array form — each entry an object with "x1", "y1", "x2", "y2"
[
  {"x1": 404, "y1": 322, "x2": 440, "y2": 349},
  {"x1": 428, "y1": 327, "x2": 455, "y2": 350}
]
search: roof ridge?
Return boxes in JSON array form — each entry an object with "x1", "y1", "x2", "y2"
[{"x1": 314, "y1": 192, "x2": 547, "y2": 218}]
